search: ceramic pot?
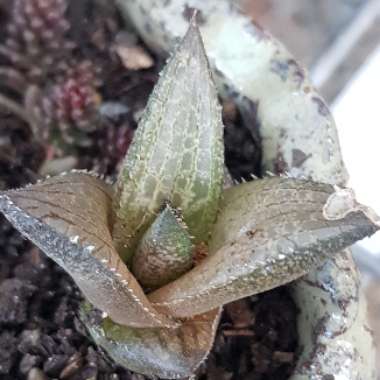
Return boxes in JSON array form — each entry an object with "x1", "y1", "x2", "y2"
[{"x1": 116, "y1": 1, "x2": 376, "y2": 379}]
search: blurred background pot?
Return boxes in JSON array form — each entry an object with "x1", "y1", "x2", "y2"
[{"x1": 116, "y1": 1, "x2": 376, "y2": 378}]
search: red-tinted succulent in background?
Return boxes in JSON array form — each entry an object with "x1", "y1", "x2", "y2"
[
  {"x1": 1, "y1": 0, "x2": 74, "y2": 83},
  {"x1": 40, "y1": 61, "x2": 103, "y2": 145},
  {"x1": 0, "y1": 0, "x2": 103, "y2": 150}
]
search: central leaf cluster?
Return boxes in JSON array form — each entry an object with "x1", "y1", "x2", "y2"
[{"x1": 112, "y1": 21, "x2": 225, "y2": 287}]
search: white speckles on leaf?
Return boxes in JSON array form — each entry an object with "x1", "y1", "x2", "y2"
[
  {"x1": 0, "y1": 172, "x2": 175, "y2": 328},
  {"x1": 70, "y1": 235, "x2": 79, "y2": 244},
  {"x1": 148, "y1": 178, "x2": 378, "y2": 318}
]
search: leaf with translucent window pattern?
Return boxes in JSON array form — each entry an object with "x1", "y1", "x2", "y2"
[{"x1": 113, "y1": 21, "x2": 224, "y2": 263}]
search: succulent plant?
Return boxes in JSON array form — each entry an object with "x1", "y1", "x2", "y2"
[
  {"x1": 0, "y1": 21, "x2": 379, "y2": 379},
  {"x1": 0, "y1": 0, "x2": 74, "y2": 81},
  {"x1": 38, "y1": 60, "x2": 103, "y2": 147}
]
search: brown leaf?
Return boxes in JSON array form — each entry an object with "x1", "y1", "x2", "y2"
[
  {"x1": 0, "y1": 172, "x2": 175, "y2": 328},
  {"x1": 81, "y1": 303, "x2": 221, "y2": 378},
  {"x1": 149, "y1": 177, "x2": 379, "y2": 318}
]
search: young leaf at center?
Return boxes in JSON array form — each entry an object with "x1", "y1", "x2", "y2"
[{"x1": 132, "y1": 204, "x2": 194, "y2": 290}]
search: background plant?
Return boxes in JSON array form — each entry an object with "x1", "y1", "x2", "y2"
[
  {"x1": 0, "y1": 0, "x2": 146, "y2": 175},
  {"x1": 0, "y1": 21, "x2": 378, "y2": 379}
]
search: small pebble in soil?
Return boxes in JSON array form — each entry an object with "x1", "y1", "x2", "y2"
[{"x1": 0, "y1": 279, "x2": 36, "y2": 325}]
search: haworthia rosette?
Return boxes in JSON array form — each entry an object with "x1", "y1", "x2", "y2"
[
  {"x1": 81, "y1": 304, "x2": 221, "y2": 379},
  {"x1": 113, "y1": 21, "x2": 224, "y2": 262},
  {"x1": 148, "y1": 177, "x2": 379, "y2": 318},
  {"x1": 0, "y1": 173, "x2": 176, "y2": 328},
  {"x1": 132, "y1": 204, "x2": 194, "y2": 290},
  {"x1": 0, "y1": 11, "x2": 378, "y2": 378}
]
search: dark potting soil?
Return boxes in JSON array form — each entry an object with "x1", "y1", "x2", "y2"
[
  {"x1": 0, "y1": 1, "x2": 298, "y2": 379},
  {"x1": 0, "y1": 242, "x2": 298, "y2": 380}
]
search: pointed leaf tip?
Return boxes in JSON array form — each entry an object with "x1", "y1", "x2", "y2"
[
  {"x1": 323, "y1": 186, "x2": 380, "y2": 228},
  {"x1": 0, "y1": 173, "x2": 175, "y2": 328},
  {"x1": 149, "y1": 177, "x2": 378, "y2": 318},
  {"x1": 185, "y1": 9, "x2": 202, "y2": 41},
  {"x1": 132, "y1": 204, "x2": 194, "y2": 290},
  {"x1": 113, "y1": 21, "x2": 224, "y2": 262},
  {"x1": 190, "y1": 8, "x2": 199, "y2": 25}
]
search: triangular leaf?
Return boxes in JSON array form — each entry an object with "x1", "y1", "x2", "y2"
[
  {"x1": 81, "y1": 303, "x2": 221, "y2": 379},
  {"x1": 0, "y1": 172, "x2": 176, "y2": 328},
  {"x1": 149, "y1": 177, "x2": 379, "y2": 318},
  {"x1": 113, "y1": 21, "x2": 224, "y2": 262},
  {"x1": 132, "y1": 204, "x2": 194, "y2": 290}
]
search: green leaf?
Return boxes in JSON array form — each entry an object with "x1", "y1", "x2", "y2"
[
  {"x1": 148, "y1": 177, "x2": 379, "y2": 318},
  {"x1": 0, "y1": 172, "x2": 176, "y2": 328},
  {"x1": 81, "y1": 303, "x2": 221, "y2": 379},
  {"x1": 132, "y1": 204, "x2": 194, "y2": 290},
  {"x1": 118, "y1": 0, "x2": 348, "y2": 185},
  {"x1": 113, "y1": 21, "x2": 224, "y2": 262}
]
